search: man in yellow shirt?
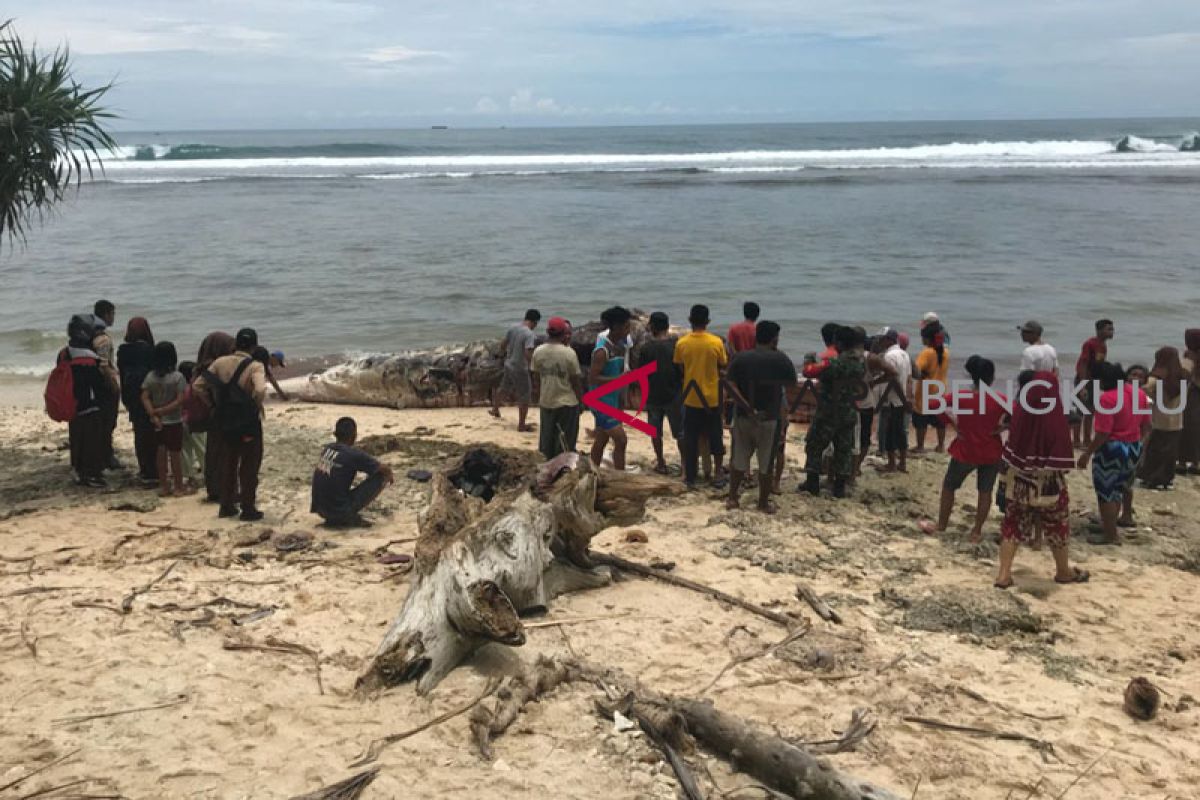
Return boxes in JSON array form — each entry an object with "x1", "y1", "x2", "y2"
[{"x1": 674, "y1": 304, "x2": 729, "y2": 489}]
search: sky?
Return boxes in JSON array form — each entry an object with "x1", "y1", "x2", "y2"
[{"x1": 10, "y1": 0, "x2": 1200, "y2": 130}]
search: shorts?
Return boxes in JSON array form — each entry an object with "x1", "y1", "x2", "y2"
[
  {"x1": 155, "y1": 422, "x2": 184, "y2": 452},
  {"x1": 646, "y1": 402, "x2": 682, "y2": 441},
  {"x1": 877, "y1": 405, "x2": 909, "y2": 453},
  {"x1": 592, "y1": 409, "x2": 623, "y2": 432},
  {"x1": 858, "y1": 408, "x2": 875, "y2": 452},
  {"x1": 539, "y1": 405, "x2": 580, "y2": 459},
  {"x1": 1092, "y1": 439, "x2": 1142, "y2": 503},
  {"x1": 943, "y1": 458, "x2": 999, "y2": 493},
  {"x1": 731, "y1": 416, "x2": 780, "y2": 473},
  {"x1": 912, "y1": 413, "x2": 945, "y2": 431},
  {"x1": 500, "y1": 365, "x2": 532, "y2": 404}
]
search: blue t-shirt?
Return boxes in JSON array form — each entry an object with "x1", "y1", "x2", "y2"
[{"x1": 593, "y1": 334, "x2": 626, "y2": 409}]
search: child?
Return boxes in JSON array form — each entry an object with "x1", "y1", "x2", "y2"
[
  {"x1": 141, "y1": 341, "x2": 191, "y2": 497},
  {"x1": 178, "y1": 360, "x2": 207, "y2": 489}
]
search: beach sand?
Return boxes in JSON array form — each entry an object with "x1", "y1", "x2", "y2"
[{"x1": 2, "y1": 395, "x2": 1199, "y2": 799}]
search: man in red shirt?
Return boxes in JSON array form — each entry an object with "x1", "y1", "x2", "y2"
[
  {"x1": 1074, "y1": 318, "x2": 1114, "y2": 448},
  {"x1": 727, "y1": 302, "x2": 760, "y2": 355}
]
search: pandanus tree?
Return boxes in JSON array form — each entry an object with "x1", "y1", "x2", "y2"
[{"x1": 0, "y1": 20, "x2": 115, "y2": 242}]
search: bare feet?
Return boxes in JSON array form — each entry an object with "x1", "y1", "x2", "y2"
[
  {"x1": 518, "y1": 424, "x2": 536, "y2": 433},
  {"x1": 917, "y1": 519, "x2": 938, "y2": 535},
  {"x1": 488, "y1": 408, "x2": 501, "y2": 419},
  {"x1": 756, "y1": 501, "x2": 777, "y2": 515},
  {"x1": 726, "y1": 496, "x2": 740, "y2": 511}
]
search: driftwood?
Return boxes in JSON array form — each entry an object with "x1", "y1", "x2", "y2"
[
  {"x1": 472, "y1": 656, "x2": 903, "y2": 800},
  {"x1": 358, "y1": 453, "x2": 683, "y2": 696},
  {"x1": 590, "y1": 551, "x2": 800, "y2": 628},
  {"x1": 796, "y1": 584, "x2": 843, "y2": 625}
]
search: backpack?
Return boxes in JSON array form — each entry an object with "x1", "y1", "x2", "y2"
[
  {"x1": 208, "y1": 358, "x2": 261, "y2": 438},
  {"x1": 45, "y1": 348, "x2": 95, "y2": 423}
]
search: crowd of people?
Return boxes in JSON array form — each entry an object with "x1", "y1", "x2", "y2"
[
  {"x1": 490, "y1": 305, "x2": 1200, "y2": 590},
  {"x1": 51, "y1": 300, "x2": 1200, "y2": 589}
]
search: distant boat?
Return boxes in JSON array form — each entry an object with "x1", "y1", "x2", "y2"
[{"x1": 431, "y1": 125, "x2": 448, "y2": 130}]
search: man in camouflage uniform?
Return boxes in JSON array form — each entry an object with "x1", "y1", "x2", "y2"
[{"x1": 801, "y1": 325, "x2": 866, "y2": 498}]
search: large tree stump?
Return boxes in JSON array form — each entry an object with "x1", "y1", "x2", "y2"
[{"x1": 358, "y1": 454, "x2": 682, "y2": 695}]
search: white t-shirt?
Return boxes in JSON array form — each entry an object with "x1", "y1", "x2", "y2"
[
  {"x1": 1021, "y1": 342, "x2": 1059, "y2": 374},
  {"x1": 881, "y1": 345, "x2": 912, "y2": 407}
]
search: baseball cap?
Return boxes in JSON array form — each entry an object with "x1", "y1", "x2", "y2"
[
  {"x1": 270, "y1": 349, "x2": 286, "y2": 366},
  {"x1": 876, "y1": 326, "x2": 899, "y2": 341},
  {"x1": 546, "y1": 317, "x2": 571, "y2": 336},
  {"x1": 1018, "y1": 320, "x2": 1044, "y2": 335}
]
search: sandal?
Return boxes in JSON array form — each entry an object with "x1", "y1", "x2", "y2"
[{"x1": 1054, "y1": 568, "x2": 1090, "y2": 584}]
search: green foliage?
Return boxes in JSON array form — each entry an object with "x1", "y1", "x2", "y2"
[{"x1": 0, "y1": 20, "x2": 116, "y2": 243}]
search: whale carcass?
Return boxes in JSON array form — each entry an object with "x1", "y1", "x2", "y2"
[{"x1": 283, "y1": 311, "x2": 683, "y2": 409}]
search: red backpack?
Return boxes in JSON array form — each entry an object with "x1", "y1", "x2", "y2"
[{"x1": 45, "y1": 348, "x2": 95, "y2": 423}]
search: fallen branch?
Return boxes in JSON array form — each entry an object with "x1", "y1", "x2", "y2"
[
  {"x1": 902, "y1": 716, "x2": 1056, "y2": 760},
  {"x1": 223, "y1": 637, "x2": 324, "y2": 694},
  {"x1": 2, "y1": 586, "x2": 87, "y2": 598},
  {"x1": 20, "y1": 620, "x2": 38, "y2": 659},
  {"x1": 795, "y1": 708, "x2": 877, "y2": 754},
  {"x1": 71, "y1": 600, "x2": 125, "y2": 616},
  {"x1": 0, "y1": 749, "x2": 81, "y2": 793},
  {"x1": 796, "y1": 584, "x2": 843, "y2": 625},
  {"x1": 523, "y1": 614, "x2": 633, "y2": 630},
  {"x1": 120, "y1": 561, "x2": 180, "y2": 614},
  {"x1": 350, "y1": 677, "x2": 501, "y2": 767},
  {"x1": 956, "y1": 686, "x2": 1067, "y2": 722},
  {"x1": 700, "y1": 624, "x2": 811, "y2": 694},
  {"x1": 1052, "y1": 745, "x2": 1113, "y2": 800},
  {"x1": 148, "y1": 597, "x2": 265, "y2": 613},
  {"x1": 470, "y1": 660, "x2": 578, "y2": 760},
  {"x1": 53, "y1": 695, "x2": 188, "y2": 726},
  {"x1": 589, "y1": 551, "x2": 799, "y2": 628},
  {"x1": 289, "y1": 768, "x2": 380, "y2": 800}
]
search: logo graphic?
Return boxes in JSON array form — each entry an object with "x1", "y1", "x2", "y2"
[{"x1": 582, "y1": 361, "x2": 658, "y2": 437}]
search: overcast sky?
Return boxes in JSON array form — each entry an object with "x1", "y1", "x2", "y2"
[{"x1": 11, "y1": 0, "x2": 1200, "y2": 130}]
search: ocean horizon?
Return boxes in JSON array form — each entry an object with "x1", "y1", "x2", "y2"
[{"x1": 4, "y1": 117, "x2": 1199, "y2": 380}]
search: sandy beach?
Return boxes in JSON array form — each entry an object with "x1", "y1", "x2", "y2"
[{"x1": 2, "y1": 393, "x2": 1199, "y2": 799}]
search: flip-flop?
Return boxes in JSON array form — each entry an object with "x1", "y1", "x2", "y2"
[
  {"x1": 653, "y1": 464, "x2": 670, "y2": 475},
  {"x1": 1086, "y1": 532, "x2": 1120, "y2": 545},
  {"x1": 993, "y1": 579, "x2": 1014, "y2": 590},
  {"x1": 1055, "y1": 568, "x2": 1090, "y2": 584}
]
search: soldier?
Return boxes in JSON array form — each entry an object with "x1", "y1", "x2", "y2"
[{"x1": 800, "y1": 325, "x2": 866, "y2": 499}]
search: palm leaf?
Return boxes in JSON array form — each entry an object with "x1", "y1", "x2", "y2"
[{"x1": 0, "y1": 19, "x2": 117, "y2": 244}]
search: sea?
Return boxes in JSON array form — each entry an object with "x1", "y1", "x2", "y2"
[{"x1": 3, "y1": 118, "x2": 1199, "y2": 381}]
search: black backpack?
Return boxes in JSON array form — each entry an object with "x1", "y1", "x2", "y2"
[{"x1": 206, "y1": 357, "x2": 261, "y2": 438}]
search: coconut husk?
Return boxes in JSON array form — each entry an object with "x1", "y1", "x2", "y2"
[{"x1": 1123, "y1": 677, "x2": 1161, "y2": 721}]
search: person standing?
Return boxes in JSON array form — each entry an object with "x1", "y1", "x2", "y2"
[
  {"x1": 675, "y1": 304, "x2": 729, "y2": 489},
  {"x1": 1078, "y1": 362, "x2": 1149, "y2": 545},
  {"x1": 311, "y1": 417, "x2": 394, "y2": 527},
  {"x1": 531, "y1": 317, "x2": 583, "y2": 460},
  {"x1": 877, "y1": 327, "x2": 913, "y2": 473},
  {"x1": 636, "y1": 311, "x2": 683, "y2": 475},
  {"x1": 727, "y1": 302, "x2": 760, "y2": 355},
  {"x1": 490, "y1": 309, "x2": 541, "y2": 432},
  {"x1": 194, "y1": 332, "x2": 236, "y2": 502},
  {"x1": 1179, "y1": 329, "x2": 1200, "y2": 475},
  {"x1": 194, "y1": 328, "x2": 268, "y2": 521},
  {"x1": 725, "y1": 320, "x2": 796, "y2": 512},
  {"x1": 1073, "y1": 319, "x2": 1114, "y2": 448},
  {"x1": 912, "y1": 321, "x2": 950, "y2": 454},
  {"x1": 1138, "y1": 348, "x2": 1187, "y2": 489},
  {"x1": 800, "y1": 325, "x2": 865, "y2": 498},
  {"x1": 91, "y1": 299, "x2": 120, "y2": 469},
  {"x1": 117, "y1": 317, "x2": 158, "y2": 486},
  {"x1": 1019, "y1": 321, "x2": 1059, "y2": 375},
  {"x1": 993, "y1": 370, "x2": 1087, "y2": 589},
  {"x1": 589, "y1": 307, "x2": 633, "y2": 470},
  {"x1": 141, "y1": 341, "x2": 190, "y2": 497},
  {"x1": 61, "y1": 314, "x2": 111, "y2": 488},
  {"x1": 928, "y1": 356, "x2": 1008, "y2": 542}
]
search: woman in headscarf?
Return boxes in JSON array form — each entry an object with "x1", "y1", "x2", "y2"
[
  {"x1": 994, "y1": 370, "x2": 1086, "y2": 589},
  {"x1": 194, "y1": 332, "x2": 236, "y2": 502},
  {"x1": 1138, "y1": 348, "x2": 1187, "y2": 489},
  {"x1": 1180, "y1": 329, "x2": 1200, "y2": 474},
  {"x1": 64, "y1": 314, "x2": 111, "y2": 488},
  {"x1": 117, "y1": 317, "x2": 157, "y2": 485}
]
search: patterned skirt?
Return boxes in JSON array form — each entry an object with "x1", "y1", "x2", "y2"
[
  {"x1": 1092, "y1": 439, "x2": 1143, "y2": 503},
  {"x1": 1001, "y1": 470, "x2": 1070, "y2": 549}
]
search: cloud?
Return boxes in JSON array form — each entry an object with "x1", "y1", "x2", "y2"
[
  {"x1": 475, "y1": 96, "x2": 499, "y2": 113},
  {"x1": 508, "y1": 88, "x2": 562, "y2": 114},
  {"x1": 361, "y1": 45, "x2": 449, "y2": 65}
]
